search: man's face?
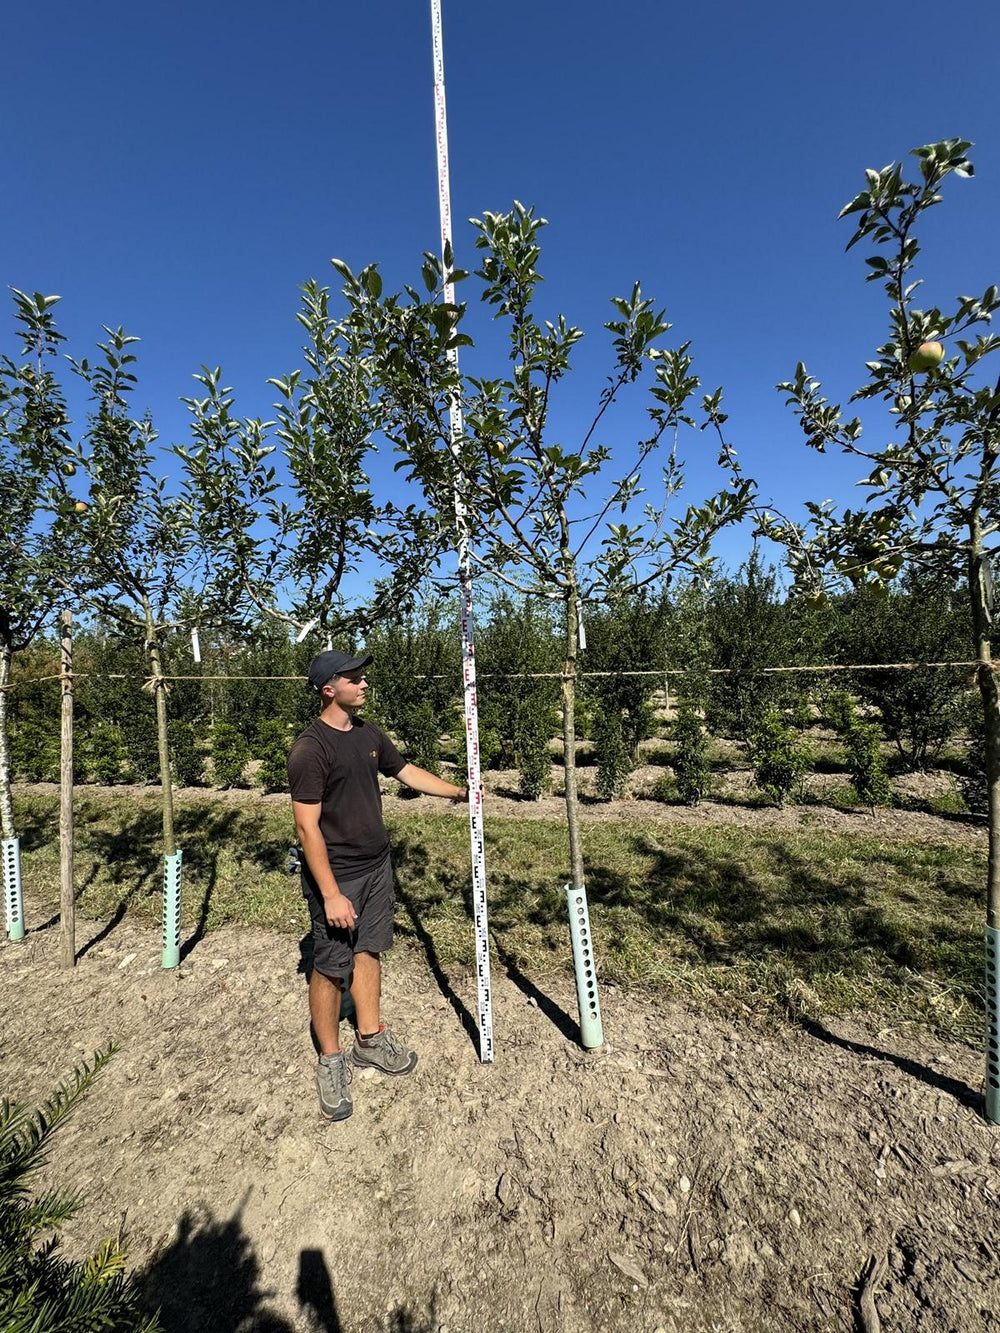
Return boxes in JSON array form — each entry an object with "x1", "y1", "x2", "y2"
[{"x1": 325, "y1": 669, "x2": 369, "y2": 710}]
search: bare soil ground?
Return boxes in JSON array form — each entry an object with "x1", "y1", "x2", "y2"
[{"x1": 3, "y1": 900, "x2": 999, "y2": 1333}]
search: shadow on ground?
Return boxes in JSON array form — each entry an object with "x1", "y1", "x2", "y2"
[
  {"x1": 797, "y1": 1014, "x2": 980, "y2": 1111},
  {"x1": 389, "y1": 820, "x2": 982, "y2": 1107},
  {"x1": 392, "y1": 835, "x2": 480, "y2": 1055},
  {"x1": 142, "y1": 1202, "x2": 438, "y2": 1332},
  {"x1": 142, "y1": 1198, "x2": 294, "y2": 1332},
  {"x1": 15, "y1": 795, "x2": 287, "y2": 962},
  {"x1": 391, "y1": 822, "x2": 981, "y2": 999}
]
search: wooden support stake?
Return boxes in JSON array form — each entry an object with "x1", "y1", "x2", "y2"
[{"x1": 59, "y1": 609, "x2": 75, "y2": 968}]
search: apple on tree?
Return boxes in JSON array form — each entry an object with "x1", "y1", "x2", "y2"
[{"x1": 908, "y1": 340, "x2": 944, "y2": 373}]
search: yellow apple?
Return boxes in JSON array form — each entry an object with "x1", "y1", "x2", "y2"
[
  {"x1": 908, "y1": 341, "x2": 944, "y2": 373},
  {"x1": 73, "y1": 501, "x2": 89, "y2": 515}
]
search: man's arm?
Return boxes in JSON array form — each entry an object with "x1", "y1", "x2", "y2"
[
  {"x1": 291, "y1": 800, "x2": 358, "y2": 930},
  {"x1": 395, "y1": 764, "x2": 468, "y2": 802}
]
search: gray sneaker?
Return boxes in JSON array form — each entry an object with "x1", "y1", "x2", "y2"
[
  {"x1": 351, "y1": 1024, "x2": 417, "y2": 1076},
  {"x1": 316, "y1": 1052, "x2": 353, "y2": 1121}
]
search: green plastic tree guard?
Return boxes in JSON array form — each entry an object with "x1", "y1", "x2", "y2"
[
  {"x1": 565, "y1": 883, "x2": 604, "y2": 1049},
  {"x1": 161, "y1": 850, "x2": 183, "y2": 969},
  {"x1": 986, "y1": 926, "x2": 1000, "y2": 1124},
  {"x1": 3, "y1": 838, "x2": 24, "y2": 942}
]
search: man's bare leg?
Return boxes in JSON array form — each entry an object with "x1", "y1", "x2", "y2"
[
  {"x1": 309, "y1": 969, "x2": 344, "y2": 1055},
  {"x1": 350, "y1": 949, "x2": 417, "y2": 1075},
  {"x1": 351, "y1": 950, "x2": 382, "y2": 1035}
]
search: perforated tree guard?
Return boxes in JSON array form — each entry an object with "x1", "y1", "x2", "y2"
[
  {"x1": 986, "y1": 927, "x2": 1000, "y2": 1123},
  {"x1": 565, "y1": 883, "x2": 604, "y2": 1049},
  {"x1": 161, "y1": 850, "x2": 183, "y2": 969},
  {"x1": 3, "y1": 838, "x2": 24, "y2": 942}
]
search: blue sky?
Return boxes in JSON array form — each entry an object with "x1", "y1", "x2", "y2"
[{"x1": 4, "y1": 0, "x2": 999, "y2": 589}]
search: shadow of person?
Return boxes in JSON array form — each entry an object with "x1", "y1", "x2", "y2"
[
  {"x1": 385, "y1": 1297, "x2": 438, "y2": 1332},
  {"x1": 142, "y1": 1197, "x2": 294, "y2": 1333},
  {"x1": 295, "y1": 1246, "x2": 440, "y2": 1333},
  {"x1": 296, "y1": 1249, "x2": 343, "y2": 1332},
  {"x1": 797, "y1": 1014, "x2": 981, "y2": 1113}
]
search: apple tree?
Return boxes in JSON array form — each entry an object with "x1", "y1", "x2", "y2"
[
  {"x1": 765, "y1": 138, "x2": 1000, "y2": 1113},
  {"x1": 178, "y1": 280, "x2": 445, "y2": 652},
  {"x1": 57, "y1": 328, "x2": 224, "y2": 873},
  {"x1": 334, "y1": 204, "x2": 755, "y2": 892},
  {"x1": 0, "y1": 291, "x2": 80, "y2": 922}
]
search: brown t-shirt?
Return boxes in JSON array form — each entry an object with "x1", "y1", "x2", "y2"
[{"x1": 287, "y1": 716, "x2": 407, "y2": 876}]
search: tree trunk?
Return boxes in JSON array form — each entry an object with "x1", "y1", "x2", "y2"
[
  {"x1": 144, "y1": 603, "x2": 176, "y2": 858},
  {"x1": 59, "y1": 610, "x2": 75, "y2": 968},
  {"x1": 970, "y1": 537, "x2": 1000, "y2": 929},
  {"x1": 0, "y1": 638, "x2": 14, "y2": 842},
  {"x1": 562, "y1": 589, "x2": 585, "y2": 892}
]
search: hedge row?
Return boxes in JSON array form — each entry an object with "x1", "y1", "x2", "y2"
[{"x1": 6, "y1": 562, "x2": 978, "y2": 802}]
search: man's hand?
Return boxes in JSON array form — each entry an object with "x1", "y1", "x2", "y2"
[
  {"x1": 452, "y1": 784, "x2": 469, "y2": 803},
  {"x1": 323, "y1": 890, "x2": 358, "y2": 931}
]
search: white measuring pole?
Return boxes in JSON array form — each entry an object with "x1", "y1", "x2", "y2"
[{"x1": 430, "y1": 0, "x2": 493, "y2": 1063}]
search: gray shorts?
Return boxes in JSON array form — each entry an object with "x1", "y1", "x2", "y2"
[{"x1": 302, "y1": 854, "x2": 395, "y2": 982}]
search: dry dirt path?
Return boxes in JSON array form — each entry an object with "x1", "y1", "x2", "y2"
[
  {"x1": 2, "y1": 909, "x2": 999, "y2": 1333},
  {"x1": 16, "y1": 776, "x2": 989, "y2": 850}
]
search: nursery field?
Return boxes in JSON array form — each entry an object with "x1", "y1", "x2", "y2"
[
  {"x1": 6, "y1": 780, "x2": 990, "y2": 1034},
  {"x1": 3, "y1": 786, "x2": 1000, "y2": 1331},
  {"x1": 4, "y1": 122, "x2": 1000, "y2": 1333}
]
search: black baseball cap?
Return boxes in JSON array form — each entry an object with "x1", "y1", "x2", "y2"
[{"x1": 307, "y1": 650, "x2": 373, "y2": 691}]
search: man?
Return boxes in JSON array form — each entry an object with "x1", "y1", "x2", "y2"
[{"x1": 287, "y1": 648, "x2": 467, "y2": 1122}]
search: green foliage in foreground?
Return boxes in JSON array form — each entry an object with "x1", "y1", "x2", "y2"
[
  {"x1": 0, "y1": 1045, "x2": 159, "y2": 1333},
  {"x1": 14, "y1": 792, "x2": 986, "y2": 1043}
]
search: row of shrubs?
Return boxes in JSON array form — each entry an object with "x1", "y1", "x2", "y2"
[
  {"x1": 9, "y1": 715, "x2": 293, "y2": 792},
  {"x1": 6, "y1": 559, "x2": 982, "y2": 806},
  {"x1": 642, "y1": 693, "x2": 895, "y2": 810},
  {"x1": 8, "y1": 679, "x2": 983, "y2": 817}
]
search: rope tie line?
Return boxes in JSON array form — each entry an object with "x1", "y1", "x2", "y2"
[
  {"x1": 7, "y1": 672, "x2": 316, "y2": 686},
  {"x1": 3, "y1": 659, "x2": 999, "y2": 691}
]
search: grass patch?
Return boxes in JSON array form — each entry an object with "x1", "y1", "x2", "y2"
[
  {"x1": 928, "y1": 789, "x2": 970, "y2": 816},
  {"x1": 803, "y1": 782, "x2": 866, "y2": 813},
  {"x1": 12, "y1": 790, "x2": 987, "y2": 1043},
  {"x1": 899, "y1": 787, "x2": 972, "y2": 819}
]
